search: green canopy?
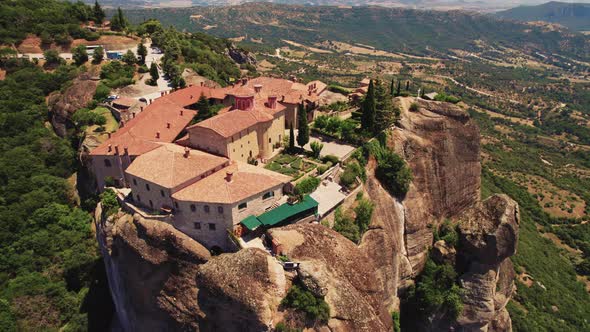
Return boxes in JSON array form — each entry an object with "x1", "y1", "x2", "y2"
[
  {"x1": 241, "y1": 215, "x2": 262, "y2": 231},
  {"x1": 240, "y1": 195, "x2": 319, "y2": 231}
]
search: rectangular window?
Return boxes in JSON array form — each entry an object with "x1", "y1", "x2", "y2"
[
  {"x1": 217, "y1": 206, "x2": 223, "y2": 214},
  {"x1": 263, "y1": 191, "x2": 275, "y2": 200},
  {"x1": 190, "y1": 204, "x2": 196, "y2": 212},
  {"x1": 193, "y1": 222, "x2": 201, "y2": 230},
  {"x1": 160, "y1": 189, "x2": 165, "y2": 197},
  {"x1": 145, "y1": 183, "x2": 150, "y2": 191},
  {"x1": 204, "y1": 205, "x2": 210, "y2": 213},
  {"x1": 208, "y1": 223, "x2": 216, "y2": 231},
  {"x1": 238, "y1": 202, "x2": 247, "y2": 210},
  {"x1": 133, "y1": 178, "x2": 137, "y2": 186},
  {"x1": 104, "y1": 159, "x2": 112, "y2": 167}
]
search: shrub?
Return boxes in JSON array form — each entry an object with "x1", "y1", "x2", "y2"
[
  {"x1": 310, "y1": 141, "x2": 324, "y2": 158},
  {"x1": 94, "y1": 83, "x2": 110, "y2": 101},
  {"x1": 375, "y1": 150, "x2": 412, "y2": 197},
  {"x1": 281, "y1": 285, "x2": 330, "y2": 323},
  {"x1": 409, "y1": 102, "x2": 419, "y2": 112},
  {"x1": 354, "y1": 198, "x2": 374, "y2": 234},
  {"x1": 392, "y1": 311, "x2": 401, "y2": 332},
  {"x1": 137, "y1": 65, "x2": 149, "y2": 73},
  {"x1": 100, "y1": 189, "x2": 119, "y2": 216},
  {"x1": 333, "y1": 208, "x2": 360, "y2": 243},
  {"x1": 295, "y1": 176, "x2": 321, "y2": 195},
  {"x1": 322, "y1": 155, "x2": 339, "y2": 165},
  {"x1": 327, "y1": 84, "x2": 351, "y2": 95},
  {"x1": 340, "y1": 162, "x2": 365, "y2": 190}
]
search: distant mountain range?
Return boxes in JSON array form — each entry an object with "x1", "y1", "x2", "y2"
[
  {"x1": 496, "y1": 1, "x2": 590, "y2": 31},
  {"x1": 87, "y1": 0, "x2": 586, "y2": 12}
]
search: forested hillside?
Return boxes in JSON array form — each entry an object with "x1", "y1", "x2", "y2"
[
  {"x1": 120, "y1": 3, "x2": 590, "y2": 59},
  {"x1": 497, "y1": 2, "x2": 590, "y2": 31}
]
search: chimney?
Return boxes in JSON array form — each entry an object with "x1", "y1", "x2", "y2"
[
  {"x1": 281, "y1": 95, "x2": 285, "y2": 102},
  {"x1": 120, "y1": 120, "x2": 125, "y2": 128},
  {"x1": 180, "y1": 110, "x2": 184, "y2": 116},
  {"x1": 225, "y1": 171, "x2": 234, "y2": 182},
  {"x1": 140, "y1": 106, "x2": 144, "y2": 112},
  {"x1": 108, "y1": 144, "x2": 112, "y2": 152},
  {"x1": 107, "y1": 132, "x2": 111, "y2": 139},
  {"x1": 268, "y1": 96, "x2": 277, "y2": 109},
  {"x1": 183, "y1": 147, "x2": 190, "y2": 158},
  {"x1": 167, "y1": 122, "x2": 171, "y2": 129},
  {"x1": 132, "y1": 112, "x2": 136, "y2": 118},
  {"x1": 114, "y1": 145, "x2": 119, "y2": 155},
  {"x1": 156, "y1": 131, "x2": 160, "y2": 139},
  {"x1": 254, "y1": 84, "x2": 262, "y2": 93},
  {"x1": 149, "y1": 99, "x2": 152, "y2": 104},
  {"x1": 123, "y1": 147, "x2": 128, "y2": 155},
  {"x1": 200, "y1": 82, "x2": 204, "y2": 87},
  {"x1": 190, "y1": 95, "x2": 193, "y2": 99},
  {"x1": 161, "y1": 91, "x2": 164, "y2": 96}
]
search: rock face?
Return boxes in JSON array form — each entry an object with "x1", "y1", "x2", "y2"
[
  {"x1": 96, "y1": 208, "x2": 285, "y2": 332},
  {"x1": 226, "y1": 45, "x2": 256, "y2": 65},
  {"x1": 456, "y1": 194, "x2": 519, "y2": 331},
  {"x1": 48, "y1": 74, "x2": 98, "y2": 137},
  {"x1": 95, "y1": 98, "x2": 518, "y2": 332}
]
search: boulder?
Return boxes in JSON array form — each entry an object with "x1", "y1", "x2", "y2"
[{"x1": 48, "y1": 74, "x2": 98, "y2": 137}]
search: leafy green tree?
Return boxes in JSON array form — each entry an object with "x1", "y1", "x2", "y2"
[
  {"x1": 93, "y1": 0, "x2": 105, "y2": 24},
  {"x1": 137, "y1": 43, "x2": 147, "y2": 65},
  {"x1": 72, "y1": 45, "x2": 88, "y2": 66},
  {"x1": 289, "y1": 123, "x2": 295, "y2": 152},
  {"x1": 122, "y1": 50, "x2": 136, "y2": 66},
  {"x1": 39, "y1": 31, "x2": 52, "y2": 45},
  {"x1": 375, "y1": 149, "x2": 413, "y2": 197},
  {"x1": 92, "y1": 46, "x2": 104, "y2": 64},
  {"x1": 281, "y1": 285, "x2": 330, "y2": 323},
  {"x1": 333, "y1": 208, "x2": 360, "y2": 243},
  {"x1": 361, "y1": 79, "x2": 376, "y2": 132},
  {"x1": 296, "y1": 102, "x2": 309, "y2": 148}
]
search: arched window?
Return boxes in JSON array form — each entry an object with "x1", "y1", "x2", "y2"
[
  {"x1": 190, "y1": 204, "x2": 196, "y2": 212},
  {"x1": 217, "y1": 206, "x2": 223, "y2": 214},
  {"x1": 160, "y1": 190, "x2": 165, "y2": 197},
  {"x1": 145, "y1": 183, "x2": 150, "y2": 191},
  {"x1": 136, "y1": 194, "x2": 141, "y2": 202},
  {"x1": 132, "y1": 178, "x2": 137, "y2": 186},
  {"x1": 204, "y1": 205, "x2": 210, "y2": 213}
]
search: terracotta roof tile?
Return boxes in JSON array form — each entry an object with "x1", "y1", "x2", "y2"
[
  {"x1": 125, "y1": 143, "x2": 228, "y2": 189},
  {"x1": 172, "y1": 161, "x2": 291, "y2": 204},
  {"x1": 188, "y1": 108, "x2": 276, "y2": 138}
]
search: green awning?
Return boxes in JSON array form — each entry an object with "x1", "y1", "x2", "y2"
[
  {"x1": 241, "y1": 215, "x2": 262, "y2": 231},
  {"x1": 257, "y1": 195, "x2": 318, "y2": 227}
]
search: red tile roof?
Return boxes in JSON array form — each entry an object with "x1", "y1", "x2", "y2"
[
  {"x1": 90, "y1": 98, "x2": 196, "y2": 156},
  {"x1": 125, "y1": 143, "x2": 228, "y2": 189},
  {"x1": 188, "y1": 108, "x2": 276, "y2": 138},
  {"x1": 172, "y1": 161, "x2": 291, "y2": 204}
]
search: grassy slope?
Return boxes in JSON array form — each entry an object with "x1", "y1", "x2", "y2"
[{"x1": 496, "y1": 2, "x2": 590, "y2": 31}]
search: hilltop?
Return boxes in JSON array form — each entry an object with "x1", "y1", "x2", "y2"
[{"x1": 496, "y1": 1, "x2": 590, "y2": 31}]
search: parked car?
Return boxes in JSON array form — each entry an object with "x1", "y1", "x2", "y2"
[
  {"x1": 106, "y1": 95, "x2": 119, "y2": 101},
  {"x1": 281, "y1": 261, "x2": 300, "y2": 271}
]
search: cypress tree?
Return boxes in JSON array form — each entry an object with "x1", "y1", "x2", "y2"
[
  {"x1": 137, "y1": 43, "x2": 147, "y2": 65},
  {"x1": 296, "y1": 102, "x2": 309, "y2": 148},
  {"x1": 390, "y1": 78, "x2": 395, "y2": 96},
  {"x1": 405, "y1": 81, "x2": 410, "y2": 91},
  {"x1": 396, "y1": 80, "x2": 401, "y2": 96},
  {"x1": 93, "y1": 1, "x2": 105, "y2": 24},
  {"x1": 361, "y1": 79, "x2": 376, "y2": 132},
  {"x1": 195, "y1": 93, "x2": 210, "y2": 120},
  {"x1": 149, "y1": 62, "x2": 159, "y2": 84},
  {"x1": 289, "y1": 123, "x2": 295, "y2": 152},
  {"x1": 375, "y1": 80, "x2": 396, "y2": 132},
  {"x1": 111, "y1": 7, "x2": 127, "y2": 31}
]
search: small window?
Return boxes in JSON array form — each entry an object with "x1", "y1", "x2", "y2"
[
  {"x1": 132, "y1": 178, "x2": 137, "y2": 186},
  {"x1": 193, "y1": 222, "x2": 201, "y2": 230},
  {"x1": 238, "y1": 202, "x2": 247, "y2": 210},
  {"x1": 204, "y1": 205, "x2": 210, "y2": 213},
  {"x1": 190, "y1": 204, "x2": 196, "y2": 212},
  {"x1": 208, "y1": 223, "x2": 216, "y2": 231},
  {"x1": 136, "y1": 194, "x2": 141, "y2": 202},
  {"x1": 263, "y1": 191, "x2": 275, "y2": 200},
  {"x1": 269, "y1": 138, "x2": 272, "y2": 143},
  {"x1": 217, "y1": 206, "x2": 223, "y2": 214},
  {"x1": 174, "y1": 202, "x2": 179, "y2": 209},
  {"x1": 104, "y1": 159, "x2": 112, "y2": 167},
  {"x1": 145, "y1": 183, "x2": 150, "y2": 191},
  {"x1": 149, "y1": 200, "x2": 153, "y2": 208},
  {"x1": 160, "y1": 189, "x2": 165, "y2": 197}
]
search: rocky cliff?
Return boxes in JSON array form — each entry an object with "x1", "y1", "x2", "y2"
[
  {"x1": 48, "y1": 73, "x2": 98, "y2": 137},
  {"x1": 95, "y1": 98, "x2": 519, "y2": 332}
]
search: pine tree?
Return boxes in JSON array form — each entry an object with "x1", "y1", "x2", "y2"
[
  {"x1": 289, "y1": 123, "x2": 295, "y2": 152},
  {"x1": 137, "y1": 43, "x2": 147, "y2": 65},
  {"x1": 396, "y1": 80, "x2": 401, "y2": 96},
  {"x1": 122, "y1": 50, "x2": 136, "y2": 66},
  {"x1": 93, "y1": 1, "x2": 105, "y2": 24},
  {"x1": 296, "y1": 102, "x2": 309, "y2": 148},
  {"x1": 111, "y1": 7, "x2": 127, "y2": 31},
  {"x1": 72, "y1": 45, "x2": 88, "y2": 66},
  {"x1": 361, "y1": 79, "x2": 376, "y2": 132},
  {"x1": 375, "y1": 80, "x2": 396, "y2": 132},
  {"x1": 195, "y1": 93, "x2": 210, "y2": 121},
  {"x1": 92, "y1": 46, "x2": 104, "y2": 64}
]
